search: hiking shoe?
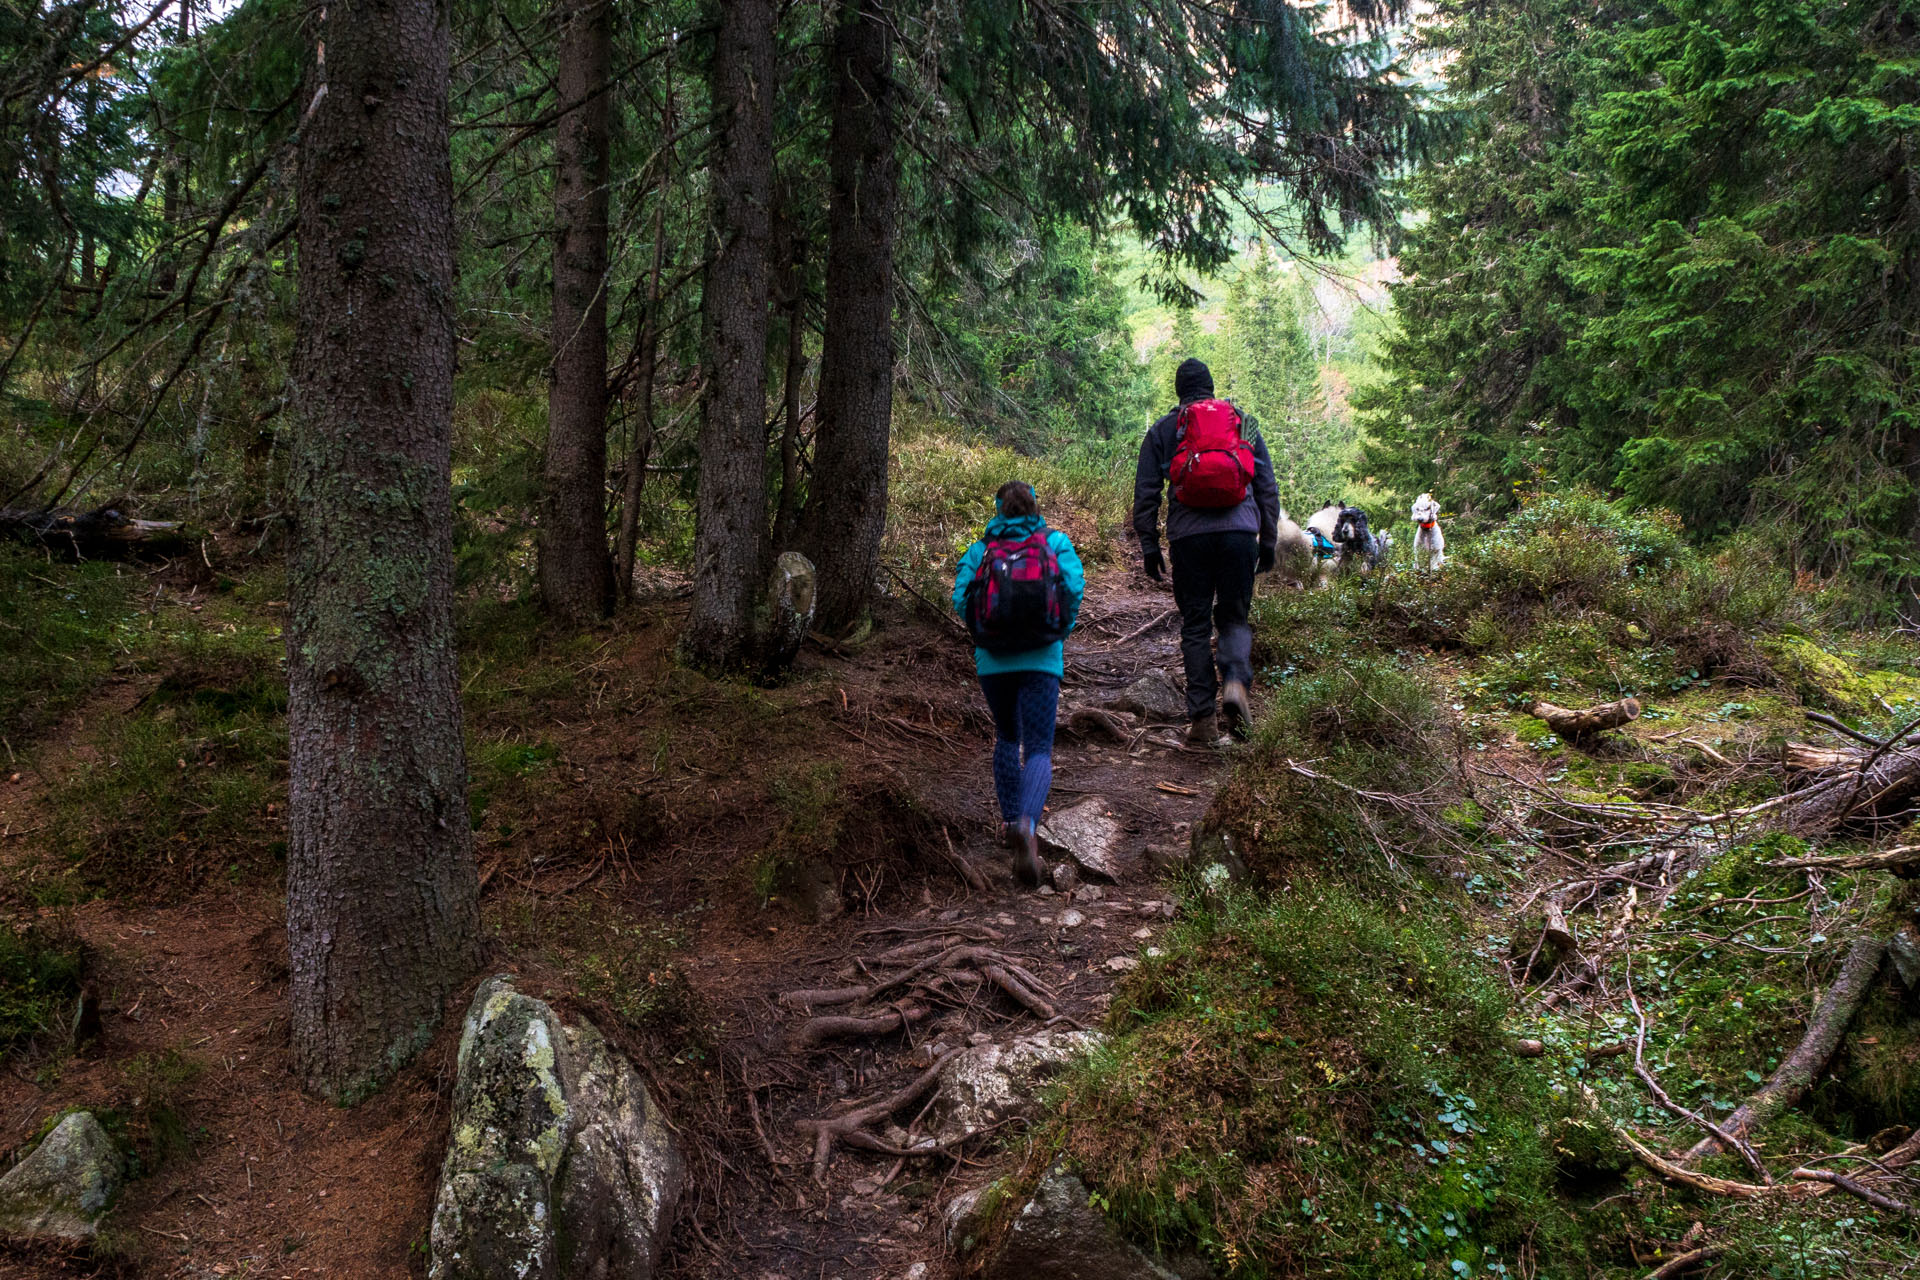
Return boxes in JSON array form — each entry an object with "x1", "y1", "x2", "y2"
[
  {"x1": 1012, "y1": 817, "x2": 1045, "y2": 888},
  {"x1": 998, "y1": 821, "x2": 1018, "y2": 850},
  {"x1": 1222, "y1": 680, "x2": 1251, "y2": 741},
  {"x1": 1186, "y1": 713, "x2": 1220, "y2": 747}
]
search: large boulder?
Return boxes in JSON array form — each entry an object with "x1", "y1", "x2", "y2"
[
  {"x1": 948, "y1": 1167, "x2": 1186, "y2": 1280},
  {"x1": 923, "y1": 1030, "x2": 1104, "y2": 1146},
  {"x1": 430, "y1": 977, "x2": 683, "y2": 1280},
  {"x1": 0, "y1": 1111, "x2": 123, "y2": 1240}
]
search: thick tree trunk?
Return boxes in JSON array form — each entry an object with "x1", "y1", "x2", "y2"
[
  {"x1": 771, "y1": 205, "x2": 806, "y2": 553},
  {"x1": 799, "y1": 3, "x2": 899, "y2": 634},
  {"x1": 287, "y1": 0, "x2": 481, "y2": 1102},
  {"x1": 682, "y1": 0, "x2": 776, "y2": 669},
  {"x1": 539, "y1": 0, "x2": 615, "y2": 622}
]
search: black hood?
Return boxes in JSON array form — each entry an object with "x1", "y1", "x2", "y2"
[{"x1": 1175, "y1": 358, "x2": 1214, "y2": 404}]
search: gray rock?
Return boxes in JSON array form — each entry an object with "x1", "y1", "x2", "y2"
[
  {"x1": 430, "y1": 976, "x2": 683, "y2": 1280},
  {"x1": 1050, "y1": 861, "x2": 1080, "y2": 894},
  {"x1": 923, "y1": 1031, "x2": 1104, "y2": 1146},
  {"x1": 1107, "y1": 671, "x2": 1187, "y2": 724},
  {"x1": 0, "y1": 1111, "x2": 123, "y2": 1240},
  {"x1": 1187, "y1": 822, "x2": 1249, "y2": 886},
  {"x1": 1891, "y1": 924, "x2": 1920, "y2": 989},
  {"x1": 1057, "y1": 909, "x2": 1085, "y2": 929},
  {"x1": 976, "y1": 1168, "x2": 1183, "y2": 1280},
  {"x1": 1037, "y1": 799, "x2": 1128, "y2": 881}
]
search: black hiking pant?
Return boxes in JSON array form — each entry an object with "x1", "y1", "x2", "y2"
[{"x1": 1170, "y1": 531, "x2": 1257, "y2": 720}]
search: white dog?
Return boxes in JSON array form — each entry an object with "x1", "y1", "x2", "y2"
[{"x1": 1411, "y1": 493, "x2": 1445, "y2": 571}]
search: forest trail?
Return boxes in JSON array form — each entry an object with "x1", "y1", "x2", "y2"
[
  {"x1": 684, "y1": 543, "x2": 1229, "y2": 1280},
  {"x1": 0, "y1": 537, "x2": 1237, "y2": 1279}
]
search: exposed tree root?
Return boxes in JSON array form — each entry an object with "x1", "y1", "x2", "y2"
[
  {"x1": 795, "y1": 1049, "x2": 958, "y2": 1183},
  {"x1": 1679, "y1": 935, "x2": 1886, "y2": 1166},
  {"x1": 789, "y1": 1002, "x2": 931, "y2": 1049}
]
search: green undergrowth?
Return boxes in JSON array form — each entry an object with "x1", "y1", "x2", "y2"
[
  {"x1": 37, "y1": 582, "x2": 288, "y2": 903},
  {"x1": 0, "y1": 917, "x2": 85, "y2": 1058},
  {"x1": 1208, "y1": 655, "x2": 1457, "y2": 884},
  {"x1": 0, "y1": 546, "x2": 143, "y2": 742},
  {"x1": 885, "y1": 419, "x2": 1129, "y2": 611},
  {"x1": 1057, "y1": 884, "x2": 1583, "y2": 1278}
]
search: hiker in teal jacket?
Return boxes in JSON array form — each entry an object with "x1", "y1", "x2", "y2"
[{"x1": 951, "y1": 481, "x2": 1085, "y2": 887}]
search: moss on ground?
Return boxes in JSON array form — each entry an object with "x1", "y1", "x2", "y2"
[{"x1": 1056, "y1": 885, "x2": 1581, "y2": 1278}]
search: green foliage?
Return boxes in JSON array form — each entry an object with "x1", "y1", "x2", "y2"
[
  {"x1": 0, "y1": 547, "x2": 140, "y2": 741},
  {"x1": 0, "y1": 919, "x2": 85, "y2": 1058},
  {"x1": 1057, "y1": 885, "x2": 1581, "y2": 1277},
  {"x1": 1360, "y1": 0, "x2": 1920, "y2": 595},
  {"x1": 42, "y1": 630, "x2": 288, "y2": 901}
]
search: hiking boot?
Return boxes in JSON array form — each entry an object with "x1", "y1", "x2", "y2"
[
  {"x1": 1186, "y1": 713, "x2": 1220, "y2": 747},
  {"x1": 1222, "y1": 680, "x2": 1251, "y2": 741},
  {"x1": 1012, "y1": 817, "x2": 1045, "y2": 888}
]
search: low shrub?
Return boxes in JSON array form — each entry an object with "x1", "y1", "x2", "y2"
[{"x1": 0, "y1": 919, "x2": 85, "y2": 1057}]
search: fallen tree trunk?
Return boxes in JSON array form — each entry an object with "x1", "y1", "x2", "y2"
[
  {"x1": 1530, "y1": 696, "x2": 1641, "y2": 736},
  {"x1": 1, "y1": 505, "x2": 185, "y2": 558},
  {"x1": 1787, "y1": 743, "x2": 1920, "y2": 831},
  {"x1": 1680, "y1": 935, "x2": 1887, "y2": 1165}
]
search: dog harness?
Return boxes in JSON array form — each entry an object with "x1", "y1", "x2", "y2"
[
  {"x1": 1310, "y1": 530, "x2": 1341, "y2": 561},
  {"x1": 1418, "y1": 520, "x2": 1437, "y2": 529}
]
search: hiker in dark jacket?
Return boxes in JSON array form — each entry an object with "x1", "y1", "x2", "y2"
[
  {"x1": 1132, "y1": 358, "x2": 1281, "y2": 744},
  {"x1": 952, "y1": 481, "x2": 1086, "y2": 886}
]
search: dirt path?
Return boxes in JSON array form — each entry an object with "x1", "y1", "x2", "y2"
[{"x1": 685, "y1": 551, "x2": 1226, "y2": 1280}]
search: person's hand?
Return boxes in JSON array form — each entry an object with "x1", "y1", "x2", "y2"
[
  {"x1": 1257, "y1": 544, "x2": 1276, "y2": 575},
  {"x1": 1142, "y1": 548, "x2": 1165, "y2": 582}
]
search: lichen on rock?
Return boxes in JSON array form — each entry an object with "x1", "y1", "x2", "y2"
[
  {"x1": 0, "y1": 1110, "x2": 124, "y2": 1241},
  {"x1": 429, "y1": 976, "x2": 684, "y2": 1280}
]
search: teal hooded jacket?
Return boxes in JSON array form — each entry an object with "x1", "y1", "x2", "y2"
[{"x1": 950, "y1": 511, "x2": 1086, "y2": 678}]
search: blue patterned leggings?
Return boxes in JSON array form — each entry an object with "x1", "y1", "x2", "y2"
[{"x1": 979, "y1": 672, "x2": 1060, "y2": 825}]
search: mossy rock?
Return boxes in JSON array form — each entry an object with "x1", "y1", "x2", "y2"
[
  {"x1": 1759, "y1": 635, "x2": 1920, "y2": 717},
  {"x1": 0, "y1": 1111, "x2": 124, "y2": 1240}
]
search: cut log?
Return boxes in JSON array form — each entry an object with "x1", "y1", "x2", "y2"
[
  {"x1": 1787, "y1": 742, "x2": 1920, "y2": 831},
  {"x1": 1, "y1": 505, "x2": 185, "y2": 559},
  {"x1": 1680, "y1": 935, "x2": 1887, "y2": 1166},
  {"x1": 1529, "y1": 696, "x2": 1641, "y2": 736}
]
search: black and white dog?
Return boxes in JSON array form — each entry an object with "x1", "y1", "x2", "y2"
[{"x1": 1305, "y1": 500, "x2": 1390, "y2": 584}]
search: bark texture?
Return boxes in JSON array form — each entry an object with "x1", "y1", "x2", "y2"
[
  {"x1": 800, "y1": 3, "x2": 900, "y2": 633},
  {"x1": 287, "y1": 0, "x2": 482, "y2": 1102},
  {"x1": 540, "y1": 0, "x2": 616, "y2": 622},
  {"x1": 682, "y1": 0, "x2": 776, "y2": 669}
]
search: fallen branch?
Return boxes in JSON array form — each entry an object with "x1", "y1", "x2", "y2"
[
  {"x1": 1680, "y1": 934, "x2": 1887, "y2": 1166},
  {"x1": 1530, "y1": 696, "x2": 1642, "y2": 736},
  {"x1": 1767, "y1": 845, "x2": 1920, "y2": 872},
  {"x1": 882, "y1": 561, "x2": 969, "y2": 643},
  {"x1": 1646, "y1": 1246, "x2": 1725, "y2": 1280},
  {"x1": 1112, "y1": 607, "x2": 1178, "y2": 647},
  {"x1": 1789, "y1": 1167, "x2": 1918, "y2": 1217},
  {"x1": 1628, "y1": 979, "x2": 1772, "y2": 1184}
]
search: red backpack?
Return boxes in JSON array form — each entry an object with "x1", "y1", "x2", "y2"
[
  {"x1": 1169, "y1": 399, "x2": 1255, "y2": 509},
  {"x1": 963, "y1": 527, "x2": 1070, "y2": 654}
]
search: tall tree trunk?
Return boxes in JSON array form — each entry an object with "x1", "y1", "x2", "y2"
[
  {"x1": 801, "y1": 3, "x2": 900, "y2": 633},
  {"x1": 615, "y1": 147, "x2": 675, "y2": 601},
  {"x1": 771, "y1": 202, "x2": 806, "y2": 553},
  {"x1": 539, "y1": 0, "x2": 615, "y2": 622},
  {"x1": 286, "y1": 0, "x2": 480, "y2": 1102},
  {"x1": 682, "y1": 0, "x2": 775, "y2": 669}
]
